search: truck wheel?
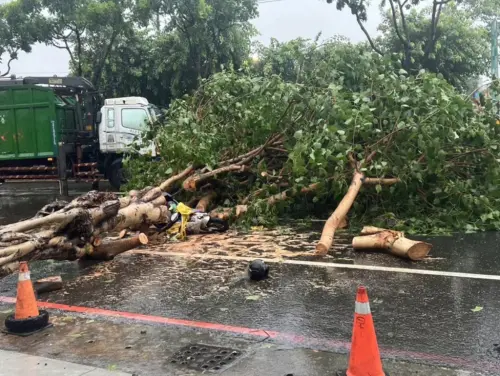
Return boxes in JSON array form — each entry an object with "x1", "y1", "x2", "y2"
[{"x1": 108, "y1": 159, "x2": 126, "y2": 190}]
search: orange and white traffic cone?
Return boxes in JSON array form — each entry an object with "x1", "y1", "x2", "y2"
[
  {"x1": 4, "y1": 262, "x2": 50, "y2": 335},
  {"x1": 14, "y1": 262, "x2": 39, "y2": 319},
  {"x1": 340, "y1": 286, "x2": 386, "y2": 376}
]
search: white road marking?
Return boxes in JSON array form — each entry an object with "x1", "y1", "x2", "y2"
[{"x1": 129, "y1": 250, "x2": 500, "y2": 281}]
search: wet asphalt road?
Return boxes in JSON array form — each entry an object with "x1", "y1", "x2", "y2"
[{"x1": 1, "y1": 182, "x2": 500, "y2": 375}]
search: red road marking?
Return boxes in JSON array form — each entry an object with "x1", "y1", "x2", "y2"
[
  {"x1": 0, "y1": 296, "x2": 498, "y2": 373},
  {"x1": 0, "y1": 296, "x2": 277, "y2": 338}
]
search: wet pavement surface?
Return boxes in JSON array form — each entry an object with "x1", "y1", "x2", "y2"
[{"x1": 1, "y1": 182, "x2": 500, "y2": 375}]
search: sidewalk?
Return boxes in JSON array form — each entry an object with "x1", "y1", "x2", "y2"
[{"x1": 0, "y1": 349, "x2": 132, "y2": 376}]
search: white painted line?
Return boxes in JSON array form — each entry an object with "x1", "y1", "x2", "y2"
[{"x1": 129, "y1": 250, "x2": 500, "y2": 281}]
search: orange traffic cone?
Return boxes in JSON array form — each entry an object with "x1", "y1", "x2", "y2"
[
  {"x1": 345, "y1": 286, "x2": 386, "y2": 376},
  {"x1": 4, "y1": 262, "x2": 50, "y2": 335},
  {"x1": 14, "y1": 262, "x2": 39, "y2": 319}
]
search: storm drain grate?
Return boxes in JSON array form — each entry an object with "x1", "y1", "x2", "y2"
[{"x1": 169, "y1": 344, "x2": 242, "y2": 372}]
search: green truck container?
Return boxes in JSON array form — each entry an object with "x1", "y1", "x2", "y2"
[{"x1": 0, "y1": 85, "x2": 78, "y2": 160}]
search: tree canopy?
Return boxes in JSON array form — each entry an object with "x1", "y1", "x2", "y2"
[
  {"x1": 0, "y1": 0, "x2": 49, "y2": 77},
  {"x1": 91, "y1": 0, "x2": 258, "y2": 105},
  {"x1": 377, "y1": 5, "x2": 490, "y2": 89},
  {"x1": 326, "y1": 0, "x2": 491, "y2": 89}
]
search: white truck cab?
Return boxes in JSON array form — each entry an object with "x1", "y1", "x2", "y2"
[
  {"x1": 99, "y1": 96, "x2": 159, "y2": 155},
  {"x1": 97, "y1": 96, "x2": 161, "y2": 189}
]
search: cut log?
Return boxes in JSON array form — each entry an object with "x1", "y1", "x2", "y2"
[
  {"x1": 352, "y1": 229, "x2": 432, "y2": 261},
  {"x1": 316, "y1": 171, "x2": 365, "y2": 255},
  {"x1": 87, "y1": 233, "x2": 149, "y2": 260},
  {"x1": 34, "y1": 276, "x2": 63, "y2": 294},
  {"x1": 114, "y1": 204, "x2": 170, "y2": 231},
  {"x1": 391, "y1": 236, "x2": 432, "y2": 260},
  {"x1": 196, "y1": 191, "x2": 216, "y2": 212}
]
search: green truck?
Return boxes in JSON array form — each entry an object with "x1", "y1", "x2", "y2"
[{"x1": 0, "y1": 76, "x2": 160, "y2": 189}]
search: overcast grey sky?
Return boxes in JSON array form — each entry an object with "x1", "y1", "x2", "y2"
[{"x1": 0, "y1": 0, "x2": 380, "y2": 77}]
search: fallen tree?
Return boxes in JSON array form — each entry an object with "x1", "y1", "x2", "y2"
[
  {"x1": 2, "y1": 43, "x2": 499, "y2": 275},
  {"x1": 124, "y1": 47, "x2": 500, "y2": 254}
]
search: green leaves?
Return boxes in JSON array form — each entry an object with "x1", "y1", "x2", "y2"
[{"x1": 126, "y1": 37, "x2": 500, "y2": 235}]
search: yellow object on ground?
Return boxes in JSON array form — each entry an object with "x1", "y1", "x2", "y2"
[{"x1": 167, "y1": 203, "x2": 193, "y2": 240}]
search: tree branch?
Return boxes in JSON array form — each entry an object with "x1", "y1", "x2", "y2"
[
  {"x1": 396, "y1": 0, "x2": 410, "y2": 43},
  {"x1": 355, "y1": 12, "x2": 384, "y2": 56},
  {"x1": 0, "y1": 54, "x2": 16, "y2": 77},
  {"x1": 388, "y1": 0, "x2": 408, "y2": 47}
]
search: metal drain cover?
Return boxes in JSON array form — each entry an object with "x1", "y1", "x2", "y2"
[{"x1": 169, "y1": 344, "x2": 242, "y2": 372}]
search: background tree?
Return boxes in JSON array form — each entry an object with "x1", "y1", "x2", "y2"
[
  {"x1": 377, "y1": 5, "x2": 490, "y2": 89},
  {"x1": 0, "y1": 0, "x2": 49, "y2": 77},
  {"x1": 89, "y1": 0, "x2": 258, "y2": 104},
  {"x1": 38, "y1": 0, "x2": 135, "y2": 88},
  {"x1": 324, "y1": 1, "x2": 448, "y2": 70}
]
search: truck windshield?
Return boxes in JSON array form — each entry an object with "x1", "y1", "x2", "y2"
[{"x1": 121, "y1": 108, "x2": 149, "y2": 130}]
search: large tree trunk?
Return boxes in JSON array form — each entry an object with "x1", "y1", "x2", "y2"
[
  {"x1": 316, "y1": 171, "x2": 364, "y2": 255},
  {"x1": 94, "y1": 203, "x2": 170, "y2": 235}
]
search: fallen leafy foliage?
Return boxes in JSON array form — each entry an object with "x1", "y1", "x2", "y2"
[{"x1": 126, "y1": 40, "x2": 500, "y2": 234}]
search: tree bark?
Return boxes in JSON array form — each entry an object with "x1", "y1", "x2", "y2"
[
  {"x1": 141, "y1": 187, "x2": 163, "y2": 203},
  {"x1": 0, "y1": 230, "x2": 55, "y2": 266},
  {"x1": 0, "y1": 209, "x2": 83, "y2": 235},
  {"x1": 94, "y1": 204, "x2": 170, "y2": 235},
  {"x1": 316, "y1": 171, "x2": 365, "y2": 255},
  {"x1": 363, "y1": 178, "x2": 401, "y2": 185}
]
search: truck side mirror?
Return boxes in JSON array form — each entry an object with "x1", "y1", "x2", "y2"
[{"x1": 96, "y1": 111, "x2": 102, "y2": 124}]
